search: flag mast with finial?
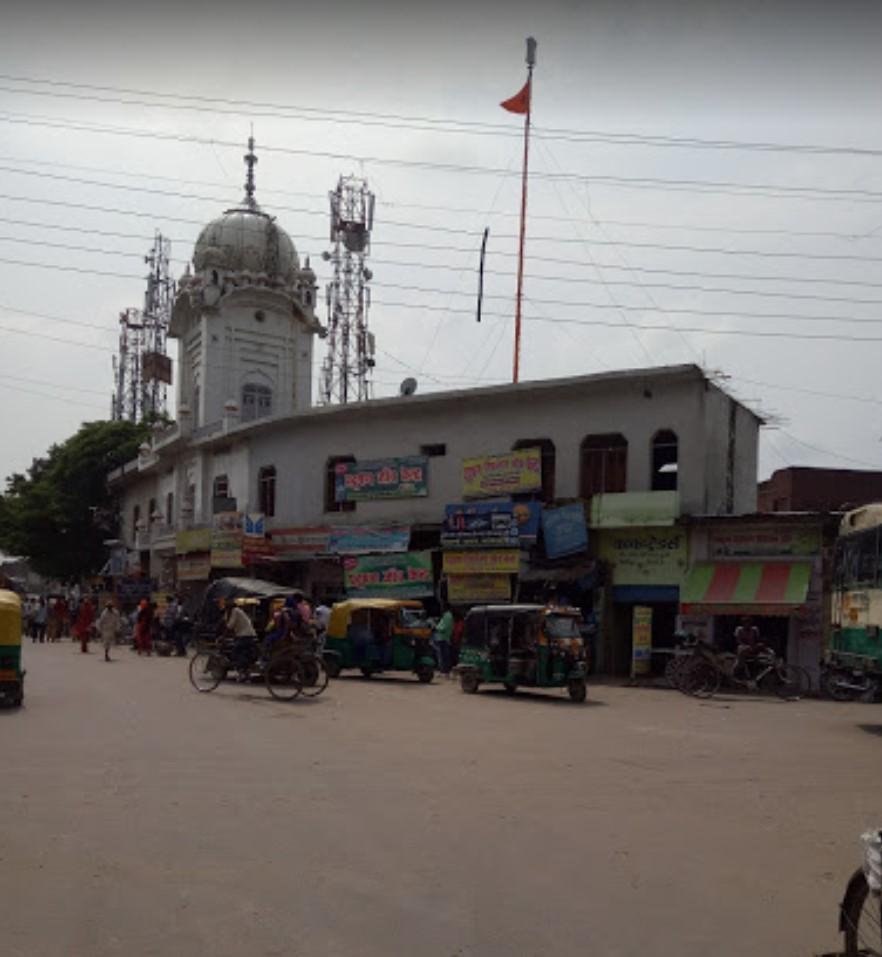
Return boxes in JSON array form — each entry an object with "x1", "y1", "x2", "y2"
[{"x1": 501, "y1": 36, "x2": 537, "y2": 384}]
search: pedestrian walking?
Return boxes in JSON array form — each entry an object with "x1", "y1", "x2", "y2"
[
  {"x1": 451, "y1": 612, "x2": 465, "y2": 669},
  {"x1": 134, "y1": 599, "x2": 153, "y2": 656},
  {"x1": 33, "y1": 597, "x2": 47, "y2": 643},
  {"x1": 96, "y1": 600, "x2": 121, "y2": 661},
  {"x1": 73, "y1": 596, "x2": 95, "y2": 653},
  {"x1": 433, "y1": 607, "x2": 454, "y2": 677}
]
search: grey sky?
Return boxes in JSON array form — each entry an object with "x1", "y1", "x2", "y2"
[{"x1": 2, "y1": 0, "x2": 882, "y2": 484}]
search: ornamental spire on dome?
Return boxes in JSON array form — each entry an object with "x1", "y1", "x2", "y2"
[{"x1": 243, "y1": 132, "x2": 258, "y2": 210}]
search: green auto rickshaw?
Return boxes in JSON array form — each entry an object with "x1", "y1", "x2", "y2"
[
  {"x1": 457, "y1": 604, "x2": 588, "y2": 702},
  {"x1": 0, "y1": 589, "x2": 24, "y2": 706},
  {"x1": 323, "y1": 599, "x2": 436, "y2": 682}
]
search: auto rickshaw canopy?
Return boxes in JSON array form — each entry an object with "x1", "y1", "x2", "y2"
[
  {"x1": 327, "y1": 599, "x2": 426, "y2": 638},
  {"x1": 0, "y1": 589, "x2": 22, "y2": 647}
]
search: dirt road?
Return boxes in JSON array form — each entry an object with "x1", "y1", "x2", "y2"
[{"x1": 2, "y1": 641, "x2": 878, "y2": 956}]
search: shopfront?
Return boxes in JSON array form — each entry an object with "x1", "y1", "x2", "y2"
[{"x1": 680, "y1": 517, "x2": 831, "y2": 680}]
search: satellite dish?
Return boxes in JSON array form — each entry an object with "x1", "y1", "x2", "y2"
[{"x1": 400, "y1": 377, "x2": 418, "y2": 397}]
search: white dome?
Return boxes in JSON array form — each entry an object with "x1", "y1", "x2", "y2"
[{"x1": 193, "y1": 206, "x2": 299, "y2": 283}]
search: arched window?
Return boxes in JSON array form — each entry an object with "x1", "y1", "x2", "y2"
[
  {"x1": 651, "y1": 430, "x2": 678, "y2": 492},
  {"x1": 580, "y1": 434, "x2": 627, "y2": 498},
  {"x1": 148, "y1": 498, "x2": 157, "y2": 523},
  {"x1": 242, "y1": 382, "x2": 273, "y2": 422},
  {"x1": 512, "y1": 438, "x2": 556, "y2": 502},
  {"x1": 325, "y1": 455, "x2": 356, "y2": 513},
  {"x1": 258, "y1": 466, "x2": 277, "y2": 518}
]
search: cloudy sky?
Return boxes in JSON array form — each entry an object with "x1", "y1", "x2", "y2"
[{"x1": 2, "y1": 0, "x2": 882, "y2": 484}]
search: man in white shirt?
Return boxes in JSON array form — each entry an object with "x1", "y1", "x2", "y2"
[
  {"x1": 96, "y1": 601, "x2": 122, "y2": 662},
  {"x1": 220, "y1": 600, "x2": 258, "y2": 679}
]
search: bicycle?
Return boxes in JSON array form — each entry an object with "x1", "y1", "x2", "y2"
[
  {"x1": 188, "y1": 637, "x2": 303, "y2": 701},
  {"x1": 839, "y1": 830, "x2": 882, "y2": 956},
  {"x1": 676, "y1": 643, "x2": 804, "y2": 700}
]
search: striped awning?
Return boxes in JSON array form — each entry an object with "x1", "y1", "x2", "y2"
[{"x1": 680, "y1": 562, "x2": 811, "y2": 614}]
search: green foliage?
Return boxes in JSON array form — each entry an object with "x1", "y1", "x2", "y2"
[{"x1": 0, "y1": 420, "x2": 149, "y2": 580}]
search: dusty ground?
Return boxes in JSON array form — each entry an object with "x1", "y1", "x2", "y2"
[{"x1": 2, "y1": 641, "x2": 879, "y2": 957}]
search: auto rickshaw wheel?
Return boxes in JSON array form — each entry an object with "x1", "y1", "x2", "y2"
[
  {"x1": 323, "y1": 654, "x2": 341, "y2": 679},
  {"x1": 416, "y1": 665, "x2": 434, "y2": 684},
  {"x1": 360, "y1": 666, "x2": 374, "y2": 679},
  {"x1": 460, "y1": 671, "x2": 480, "y2": 694},
  {"x1": 503, "y1": 681, "x2": 517, "y2": 695},
  {"x1": 567, "y1": 678, "x2": 587, "y2": 703}
]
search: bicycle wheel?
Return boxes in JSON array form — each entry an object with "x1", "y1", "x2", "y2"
[
  {"x1": 843, "y1": 869, "x2": 882, "y2": 956},
  {"x1": 265, "y1": 650, "x2": 303, "y2": 701},
  {"x1": 189, "y1": 651, "x2": 226, "y2": 692},
  {"x1": 681, "y1": 659, "x2": 720, "y2": 698},
  {"x1": 770, "y1": 663, "x2": 805, "y2": 700},
  {"x1": 297, "y1": 655, "x2": 330, "y2": 698}
]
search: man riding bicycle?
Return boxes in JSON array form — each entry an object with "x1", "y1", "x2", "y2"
[{"x1": 218, "y1": 599, "x2": 258, "y2": 680}]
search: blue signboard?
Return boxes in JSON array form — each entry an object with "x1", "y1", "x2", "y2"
[
  {"x1": 542, "y1": 503, "x2": 589, "y2": 559},
  {"x1": 328, "y1": 525, "x2": 411, "y2": 555},
  {"x1": 442, "y1": 500, "x2": 542, "y2": 548}
]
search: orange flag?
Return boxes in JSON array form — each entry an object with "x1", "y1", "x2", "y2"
[{"x1": 500, "y1": 81, "x2": 530, "y2": 115}]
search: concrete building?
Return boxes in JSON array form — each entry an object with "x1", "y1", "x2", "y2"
[{"x1": 107, "y1": 149, "x2": 763, "y2": 672}]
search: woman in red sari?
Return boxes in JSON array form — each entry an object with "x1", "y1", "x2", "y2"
[
  {"x1": 134, "y1": 599, "x2": 153, "y2": 656},
  {"x1": 73, "y1": 596, "x2": 95, "y2": 653}
]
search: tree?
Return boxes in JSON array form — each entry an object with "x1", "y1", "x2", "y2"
[{"x1": 0, "y1": 420, "x2": 150, "y2": 580}]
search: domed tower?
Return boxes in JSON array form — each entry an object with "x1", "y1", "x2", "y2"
[{"x1": 169, "y1": 137, "x2": 321, "y2": 430}]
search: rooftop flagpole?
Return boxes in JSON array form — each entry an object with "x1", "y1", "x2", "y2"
[{"x1": 502, "y1": 37, "x2": 537, "y2": 384}]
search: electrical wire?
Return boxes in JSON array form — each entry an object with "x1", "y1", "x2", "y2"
[
  {"x1": 4, "y1": 109, "x2": 882, "y2": 204},
  {"x1": 4, "y1": 71, "x2": 882, "y2": 159}
]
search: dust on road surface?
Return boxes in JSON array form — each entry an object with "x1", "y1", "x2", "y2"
[{"x1": 2, "y1": 642, "x2": 878, "y2": 956}]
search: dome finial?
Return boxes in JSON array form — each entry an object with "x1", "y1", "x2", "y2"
[{"x1": 243, "y1": 129, "x2": 258, "y2": 209}]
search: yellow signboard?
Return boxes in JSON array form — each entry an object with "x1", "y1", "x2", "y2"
[
  {"x1": 442, "y1": 549, "x2": 520, "y2": 575},
  {"x1": 598, "y1": 527, "x2": 687, "y2": 586},
  {"x1": 447, "y1": 574, "x2": 512, "y2": 603},
  {"x1": 462, "y1": 448, "x2": 542, "y2": 499},
  {"x1": 632, "y1": 605, "x2": 652, "y2": 677},
  {"x1": 175, "y1": 527, "x2": 212, "y2": 555}
]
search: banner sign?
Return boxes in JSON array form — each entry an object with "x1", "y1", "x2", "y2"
[
  {"x1": 462, "y1": 448, "x2": 542, "y2": 499},
  {"x1": 708, "y1": 525, "x2": 821, "y2": 559},
  {"x1": 343, "y1": 551, "x2": 434, "y2": 598},
  {"x1": 542, "y1": 503, "x2": 589, "y2": 559},
  {"x1": 442, "y1": 549, "x2": 520, "y2": 575},
  {"x1": 177, "y1": 554, "x2": 211, "y2": 582},
  {"x1": 334, "y1": 456, "x2": 428, "y2": 502},
  {"x1": 243, "y1": 513, "x2": 265, "y2": 537},
  {"x1": 447, "y1": 574, "x2": 511, "y2": 603},
  {"x1": 241, "y1": 538, "x2": 274, "y2": 563},
  {"x1": 271, "y1": 526, "x2": 331, "y2": 557},
  {"x1": 441, "y1": 501, "x2": 542, "y2": 548},
  {"x1": 211, "y1": 512, "x2": 243, "y2": 568},
  {"x1": 598, "y1": 528, "x2": 688, "y2": 586},
  {"x1": 631, "y1": 605, "x2": 653, "y2": 677},
  {"x1": 328, "y1": 525, "x2": 411, "y2": 555},
  {"x1": 175, "y1": 527, "x2": 211, "y2": 555}
]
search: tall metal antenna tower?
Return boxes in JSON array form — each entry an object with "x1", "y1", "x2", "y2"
[
  {"x1": 112, "y1": 308, "x2": 145, "y2": 422},
  {"x1": 111, "y1": 232, "x2": 174, "y2": 422},
  {"x1": 320, "y1": 175, "x2": 376, "y2": 404}
]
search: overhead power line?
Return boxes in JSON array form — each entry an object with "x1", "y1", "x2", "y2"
[
  {"x1": 3, "y1": 71, "x2": 882, "y2": 158},
  {"x1": 8, "y1": 162, "x2": 882, "y2": 262},
  {"x1": 3, "y1": 110, "x2": 882, "y2": 204},
  {"x1": 5, "y1": 151, "x2": 882, "y2": 242}
]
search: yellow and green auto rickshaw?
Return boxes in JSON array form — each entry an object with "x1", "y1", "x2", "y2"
[
  {"x1": 0, "y1": 589, "x2": 24, "y2": 706},
  {"x1": 323, "y1": 599, "x2": 436, "y2": 682},
  {"x1": 457, "y1": 604, "x2": 588, "y2": 702}
]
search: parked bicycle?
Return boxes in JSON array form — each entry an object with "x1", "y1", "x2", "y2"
[{"x1": 674, "y1": 641, "x2": 804, "y2": 700}]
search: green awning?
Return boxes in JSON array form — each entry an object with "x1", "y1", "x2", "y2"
[{"x1": 681, "y1": 561, "x2": 811, "y2": 614}]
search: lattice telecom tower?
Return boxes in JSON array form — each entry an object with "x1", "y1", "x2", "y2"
[
  {"x1": 320, "y1": 175, "x2": 376, "y2": 404},
  {"x1": 112, "y1": 232, "x2": 174, "y2": 422}
]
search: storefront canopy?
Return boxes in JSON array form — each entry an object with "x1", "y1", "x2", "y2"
[{"x1": 680, "y1": 561, "x2": 811, "y2": 615}]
